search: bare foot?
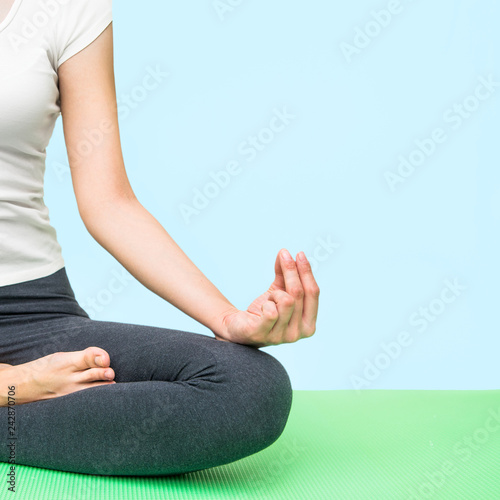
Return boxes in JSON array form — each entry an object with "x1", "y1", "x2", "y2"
[{"x1": 0, "y1": 347, "x2": 116, "y2": 406}]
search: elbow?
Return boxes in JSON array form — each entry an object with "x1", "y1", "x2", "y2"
[{"x1": 78, "y1": 192, "x2": 140, "y2": 235}]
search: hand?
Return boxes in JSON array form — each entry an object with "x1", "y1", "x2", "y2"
[{"x1": 214, "y1": 248, "x2": 320, "y2": 347}]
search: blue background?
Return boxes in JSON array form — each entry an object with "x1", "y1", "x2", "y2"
[{"x1": 45, "y1": 0, "x2": 499, "y2": 390}]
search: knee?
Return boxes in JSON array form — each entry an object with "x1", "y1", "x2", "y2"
[
  {"x1": 216, "y1": 343, "x2": 293, "y2": 446},
  {"x1": 256, "y1": 350, "x2": 293, "y2": 442},
  {"x1": 256, "y1": 349, "x2": 293, "y2": 416}
]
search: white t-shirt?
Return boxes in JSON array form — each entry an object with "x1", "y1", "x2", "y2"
[{"x1": 0, "y1": 0, "x2": 112, "y2": 286}]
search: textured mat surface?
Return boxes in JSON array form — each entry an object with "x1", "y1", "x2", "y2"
[{"x1": 1, "y1": 390, "x2": 499, "y2": 500}]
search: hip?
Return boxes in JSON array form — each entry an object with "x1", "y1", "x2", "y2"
[{"x1": 0, "y1": 267, "x2": 89, "y2": 331}]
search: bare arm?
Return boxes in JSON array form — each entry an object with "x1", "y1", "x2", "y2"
[{"x1": 58, "y1": 24, "x2": 237, "y2": 338}]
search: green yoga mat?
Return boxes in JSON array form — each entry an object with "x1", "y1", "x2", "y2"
[{"x1": 1, "y1": 390, "x2": 499, "y2": 500}]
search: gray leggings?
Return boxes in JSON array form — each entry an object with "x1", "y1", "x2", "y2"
[{"x1": 0, "y1": 268, "x2": 293, "y2": 476}]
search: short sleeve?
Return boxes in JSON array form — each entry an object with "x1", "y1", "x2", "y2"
[{"x1": 56, "y1": 0, "x2": 112, "y2": 69}]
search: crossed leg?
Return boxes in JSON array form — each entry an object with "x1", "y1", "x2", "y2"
[{"x1": 0, "y1": 315, "x2": 293, "y2": 476}]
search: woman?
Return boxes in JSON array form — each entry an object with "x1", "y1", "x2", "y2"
[{"x1": 0, "y1": 0, "x2": 320, "y2": 476}]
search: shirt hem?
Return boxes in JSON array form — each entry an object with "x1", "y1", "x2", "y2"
[
  {"x1": 0, "y1": 257, "x2": 66, "y2": 287},
  {"x1": 57, "y1": 12, "x2": 113, "y2": 69}
]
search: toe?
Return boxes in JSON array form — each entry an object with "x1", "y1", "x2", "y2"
[
  {"x1": 79, "y1": 367, "x2": 115, "y2": 383},
  {"x1": 76, "y1": 347, "x2": 111, "y2": 370}
]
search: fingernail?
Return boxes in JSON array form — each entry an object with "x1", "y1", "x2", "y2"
[
  {"x1": 281, "y1": 249, "x2": 292, "y2": 261},
  {"x1": 104, "y1": 369, "x2": 113, "y2": 379},
  {"x1": 298, "y1": 251, "x2": 307, "y2": 262},
  {"x1": 95, "y1": 356, "x2": 103, "y2": 366}
]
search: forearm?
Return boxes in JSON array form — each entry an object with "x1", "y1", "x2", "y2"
[{"x1": 81, "y1": 197, "x2": 237, "y2": 337}]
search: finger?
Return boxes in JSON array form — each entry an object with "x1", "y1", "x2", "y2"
[
  {"x1": 261, "y1": 300, "x2": 279, "y2": 325},
  {"x1": 251, "y1": 300, "x2": 280, "y2": 345},
  {"x1": 267, "y1": 289, "x2": 295, "y2": 343},
  {"x1": 296, "y1": 251, "x2": 320, "y2": 336},
  {"x1": 272, "y1": 250, "x2": 286, "y2": 290},
  {"x1": 278, "y1": 249, "x2": 304, "y2": 339}
]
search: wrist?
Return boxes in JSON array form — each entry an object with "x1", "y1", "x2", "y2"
[{"x1": 212, "y1": 306, "x2": 239, "y2": 342}]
